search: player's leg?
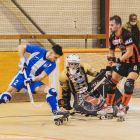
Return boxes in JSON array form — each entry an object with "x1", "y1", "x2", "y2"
[
  {"x1": 62, "y1": 89, "x2": 72, "y2": 110},
  {"x1": 117, "y1": 72, "x2": 138, "y2": 117},
  {"x1": 34, "y1": 84, "x2": 70, "y2": 119},
  {"x1": 0, "y1": 86, "x2": 17, "y2": 104},
  {"x1": 97, "y1": 71, "x2": 122, "y2": 115},
  {"x1": 0, "y1": 70, "x2": 25, "y2": 104}
]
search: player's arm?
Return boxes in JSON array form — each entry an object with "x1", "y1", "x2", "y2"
[
  {"x1": 106, "y1": 35, "x2": 115, "y2": 77},
  {"x1": 82, "y1": 63, "x2": 99, "y2": 77},
  {"x1": 108, "y1": 33, "x2": 134, "y2": 63},
  {"x1": 18, "y1": 45, "x2": 27, "y2": 71},
  {"x1": 59, "y1": 72, "x2": 69, "y2": 92},
  {"x1": 33, "y1": 71, "x2": 48, "y2": 82},
  {"x1": 120, "y1": 46, "x2": 133, "y2": 61},
  {"x1": 18, "y1": 44, "x2": 26, "y2": 59},
  {"x1": 24, "y1": 64, "x2": 56, "y2": 85}
]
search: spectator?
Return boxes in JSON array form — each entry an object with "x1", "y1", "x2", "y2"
[{"x1": 122, "y1": 13, "x2": 140, "y2": 45}]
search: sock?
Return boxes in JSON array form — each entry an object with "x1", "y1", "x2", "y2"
[
  {"x1": 121, "y1": 93, "x2": 132, "y2": 107},
  {"x1": 106, "y1": 94, "x2": 115, "y2": 106},
  {"x1": 46, "y1": 96, "x2": 58, "y2": 112}
]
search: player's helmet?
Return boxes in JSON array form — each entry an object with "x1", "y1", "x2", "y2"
[{"x1": 66, "y1": 54, "x2": 81, "y2": 75}]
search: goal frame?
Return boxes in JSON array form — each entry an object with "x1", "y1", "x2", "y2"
[{"x1": 59, "y1": 48, "x2": 121, "y2": 99}]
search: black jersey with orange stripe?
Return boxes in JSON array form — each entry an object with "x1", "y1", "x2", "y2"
[{"x1": 109, "y1": 28, "x2": 140, "y2": 63}]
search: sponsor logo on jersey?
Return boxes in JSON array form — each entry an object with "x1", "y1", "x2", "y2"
[
  {"x1": 35, "y1": 56, "x2": 39, "y2": 59},
  {"x1": 69, "y1": 76, "x2": 74, "y2": 80},
  {"x1": 118, "y1": 45, "x2": 125, "y2": 50},
  {"x1": 112, "y1": 39, "x2": 122, "y2": 45},
  {"x1": 75, "y1": 77, "x2": 85, "y2": 84},
  {"x1": 44, "y1": 63, "x2": 52, "y2": 68},
  {"x1": 125, "y1": 38, "x2": 132, "y2": 45},
  {"x1": 76, "y1": 83, "x2": 86, "y2": 89},
  {"x1": 69, "y1": 71, "x2": 83, "y2": 79},
  {"x1": 79, "y1": 87, "x2": 87, "y2": 93}
]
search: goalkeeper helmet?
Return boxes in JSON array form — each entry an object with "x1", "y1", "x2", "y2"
[{"x1": 66, "y1": 54, "x2": 81, "y2": 75}]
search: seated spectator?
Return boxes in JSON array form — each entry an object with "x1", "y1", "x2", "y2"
[{"x1": 122, "y1": 13, "x2": 140, "y2": 45}]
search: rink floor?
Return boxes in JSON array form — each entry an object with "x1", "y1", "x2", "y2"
[{"x1": 0, "y1": 98, "x2": 140, "y2": 140}]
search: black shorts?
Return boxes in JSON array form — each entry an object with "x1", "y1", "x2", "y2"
[{"x1": 112, "y1": 62, "x2": 140, "y2": 77}]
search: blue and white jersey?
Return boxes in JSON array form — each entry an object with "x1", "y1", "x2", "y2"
[{"x1": 26, "y1": 45, "x2": 56, "y2": 77}]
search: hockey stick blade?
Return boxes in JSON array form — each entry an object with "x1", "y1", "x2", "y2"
[
  {"x1": 75, "y1": 77, "x2": 106, "y2": 108},
  {"x1": 31, "y1": 102, "x2": 44, "y2": 108},
  {"x1": 23, "y1": 69, "x2": 44, "y2": 108}
]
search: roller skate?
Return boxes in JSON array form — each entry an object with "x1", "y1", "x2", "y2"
[
  {"x1": 53, "y1": 109, "x2": 71, "y2": 126},
  {"x1": 60, "y1": 107, "x2": 75, "y2": 115},
  {"x1": 116, "y1": 104, "x2": 126, "y2": 122},
  {"x1": 97, "y1": 104, "x2": 113, "y2": 120}
]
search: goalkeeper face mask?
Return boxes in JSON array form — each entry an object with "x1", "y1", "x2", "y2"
[
  {"x1": 66, "y1": 54, "x2": 81, "y2": 75},
  {"x1": 69, "y1": 63, "x2": 79, "y2": 75},
  {"x1": 130, "y1": 21, "x2": 137, "y2": 26}
]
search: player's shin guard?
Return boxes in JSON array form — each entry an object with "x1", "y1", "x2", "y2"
[
  {"x1": 121, "y1": 93, "x2": 132, "y2": 107},
  {"x1": 106, "y1": 93, "x2": 115, "y2": 106},
  {"x1": 0, "y1": 92, "x2": 12, "y2": 104},
  {"x1": 46, "y1": 88, "x2": 58, "y2": 112}
]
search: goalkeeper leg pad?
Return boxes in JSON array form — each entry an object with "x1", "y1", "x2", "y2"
[
  {"x1": 58, "y1": 98, "x2": 68, "y2": 109},
  {"x1": 0, "y1": 92, "x2": 12, "y2": 104}
]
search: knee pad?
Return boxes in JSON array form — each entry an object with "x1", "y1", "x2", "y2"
[
  {"x1": 104, "y1": 78, "x2": 117, "y2": 92},
  {"x1": 124, "y1": 79, "x2": 134, "y2": 93},
  {"x1": 46, "y1": 88, "x2": 57, "y2": 98},
  {"x1": 0, "y1": 92, "x2": 11, "y2": 104}
]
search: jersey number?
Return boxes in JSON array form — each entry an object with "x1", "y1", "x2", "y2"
[
  {"x1": 133, "y1": 65, "x2": 137, "y2": 71},
  {"x1": 14, "y1": 80, "x2": 19, "y2": 85}
]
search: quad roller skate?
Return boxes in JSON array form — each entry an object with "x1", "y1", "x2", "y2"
[
  {"x1": 97, "y1": 104, "x2": 113, "y2": 120},
  {"x1": 116, "y1": 104, "x2": 126, "y2": 122},
  {"x1": 53, "y1": 109, "x2": 71, "y2": 126},
  {"x1": 60, "y1": 107, "x2": 75, "y2": 115}
]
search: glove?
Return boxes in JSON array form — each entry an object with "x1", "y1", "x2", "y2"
[
  {"x1": 105, "y1": 66, "x2": 111, "y2": 78},
  {"x1": 18, "y1": 58, "x2": 27, "y2": 69},
  {"x1": 107, "y1": 56, "x2": 120, "y2": 63},
  {"x1": 24, "y1": 77, "x2": 35, "y2": 86},
  {"x1": 18, "y1": 58, "x2": 27, "y2": 74}
]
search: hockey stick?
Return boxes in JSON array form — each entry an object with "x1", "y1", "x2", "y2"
[
  {"x1": 23, "y1": 69, "x2": 44, "y2": 108},
  {"x1": 74, "y1": 77, "x2": 106, "y2": 109}
]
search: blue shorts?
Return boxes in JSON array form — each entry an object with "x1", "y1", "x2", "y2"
[{"x1": 9, "y1": 70, "x2": 44, "y2": 94}]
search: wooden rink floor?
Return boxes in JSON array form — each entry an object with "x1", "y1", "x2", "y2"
[{"x1": 0, "y1": 99, "x2": 140, "y2": 140}]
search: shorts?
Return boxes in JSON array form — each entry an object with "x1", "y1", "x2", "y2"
[
  {"x1": 112, "y1": 62, "x2": 140, "y2": 77},
  {"x1": 9, "y1": 70, "x2": 44, "y2": 94}
]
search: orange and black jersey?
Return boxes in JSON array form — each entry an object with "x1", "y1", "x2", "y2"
[{"x1": 109, "y1": 28, "x2": 140, "y2": 63}]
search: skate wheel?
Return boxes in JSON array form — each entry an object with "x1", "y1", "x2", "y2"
[
  {"x1": 117, "y1": 117, "x2": 123, "y2": 122},
  {"x1": 55, "y1": 121, "x2": 61, "y2": 126},
  {"x1": 107, "y1": 115, "x2": 113, "y2": 119},
  {"x1": 63, "y1": 117, "x2": 68, "y2": 122},
  {"x1": 101, "y1": 115, "x2": 105, "y2": 120},
  {"x1": 97, "y1": 115, "x2": 101, "y2": 119},
  {"x1": 60, "y1": 119, "x2": 63, "y2": 123},
  {"x1": 123, "y1": 117, "x2": 125, "y2": 121}
]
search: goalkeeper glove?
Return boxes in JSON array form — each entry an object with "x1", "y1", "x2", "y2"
[{"x1": 107, "y1": 56, "x2": 120, "y2": 63}]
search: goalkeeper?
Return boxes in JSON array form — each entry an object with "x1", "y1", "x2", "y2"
[{"x1": 59, "y1": 54, "x2": 125, "y2": 116}]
